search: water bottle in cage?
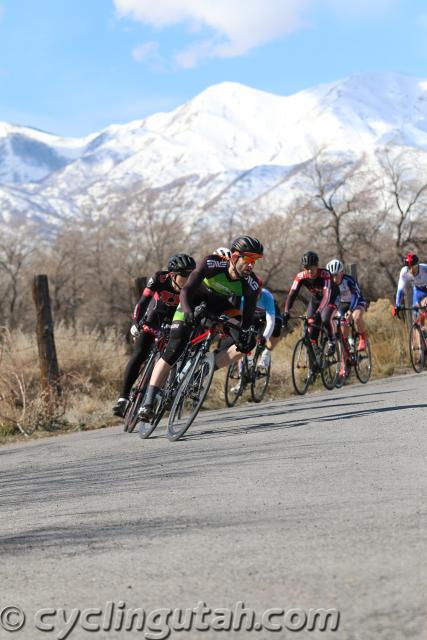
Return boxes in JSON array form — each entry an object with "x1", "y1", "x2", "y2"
[{"x1": 177, "y1": 359, "x2": 192, "y2": 384}]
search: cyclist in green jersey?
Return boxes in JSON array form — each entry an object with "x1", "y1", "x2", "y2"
[{"x1": 138, "y1": 236, "x2": 264, "y2": 421}]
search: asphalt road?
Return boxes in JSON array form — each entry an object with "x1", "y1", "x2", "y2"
[{"x1": 1, "y1": 373, "x2": 426, "y2": 640}]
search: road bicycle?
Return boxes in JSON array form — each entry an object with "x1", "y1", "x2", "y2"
[
  {"x1": 399, "y1": 306, "x2": 427, "y2": 373},
  {"x1": 123, "y1": 323, "x2": 170, "y2": 433},
  {"x1": 334, "y1": 316, "x2": 372, "y2": 387},
  {"x1": 166, "y1": 313, "x2": 238, "y2": 441},
  {"x1": 290, "y1": 316, "x2": 341, "y2": 395},
  {"x1": 224, "y1": 338, "x2": 270, "y2": 406}
]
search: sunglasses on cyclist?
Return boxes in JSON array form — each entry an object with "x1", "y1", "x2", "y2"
[
  {"x1": 239, "y1": 252, "x2": 263, "y2": 264},
  {"x1": 231, "y1": 251, "x2": 262, "y2": 264}
]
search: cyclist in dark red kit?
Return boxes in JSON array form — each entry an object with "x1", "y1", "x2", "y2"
[{"x1": 283, "y1": 251, "x2": 340, "y2": 354}]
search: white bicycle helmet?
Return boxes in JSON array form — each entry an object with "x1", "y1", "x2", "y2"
[
  {"x1": 214, "y1": 247, "x2": 232, "y2": 259},
  {"x1": 326, "y1": 259, "x2": 344, "y2": 275}
]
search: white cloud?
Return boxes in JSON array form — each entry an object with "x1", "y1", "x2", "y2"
[
  {"x1": 132, "y1": 41, "x2": 159, "y2": 62},
  {"x1": 114, "y1": 0, "x2": 398, "y2": 68}
]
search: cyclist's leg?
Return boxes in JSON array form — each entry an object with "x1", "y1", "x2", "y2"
[
  {"x1": 320, "y1": 304, "x2": 338, "y2": 350},
  {"x1": 419, "y1": 296, "x2": 427, "y2": 329},
  {"x1": 139, "y1": 309, "x2": 193, "y2": 419},
  {"x1": 307, "y1": 298, "x2": 321, "y2": 344},
  {"x1": 113, "y1": 327, "x2": 156, "y2": 416},
  {"x1": 352, "y1": 304, "x2": 368, "y2": 349},
  {"x1": 121, "y1": 331, "x2": 155, "y2": 396},
  {"x1": 119, "y1": 308, "x2": 164, "y2": 397}
]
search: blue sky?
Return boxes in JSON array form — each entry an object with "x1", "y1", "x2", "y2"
[{"x1": 0, "y1": 0, "x2": 427, "y2": 137}]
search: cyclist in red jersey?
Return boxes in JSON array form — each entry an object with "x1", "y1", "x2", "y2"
[
  {"x1": 283, "y1": 251, "x2": 340, "y2": 354},
  {"x1": 112, "y1": 253, "x2": 196, "y2": 417}
]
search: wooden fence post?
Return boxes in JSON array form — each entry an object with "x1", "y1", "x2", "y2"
[{"x1": 32, "y1": 275, "x2": 61, "y2": 396}]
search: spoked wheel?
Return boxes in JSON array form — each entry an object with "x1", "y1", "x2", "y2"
[
  {"x1": 251, "y1": 352, "x2": 271, "y2": 402},
  {"x1": 167, "y1": 352, "x2": 215, "y2": 441},
  {"x1": 320, "y1": 338, "x2": 341, "y2": 390},
  {"x1": 123, "y1": 363, "x2": 153, "y2": 433},
  {"x1": 354, "y1": 337, "x2": 372, "y2": 383},
  {"x1": 225, "y1": 360, "x2": 244, "y2": 407},
  {"x1": 291, "y1": 338, "x2": 312, "y2": 395},
  {"x1": 138, "y1": 365, "x2": 177, "y2": 439},
  {"x1": 409, "y1": 324, "x2": 425, "y2": 373}
]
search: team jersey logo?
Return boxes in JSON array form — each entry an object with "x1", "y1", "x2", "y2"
[
  {"x1": 207, "y1": 259, "x2": 227, "y2": 269},
  {"x1": 246, "y1": 275, "x2": 260, "y2": 292}
]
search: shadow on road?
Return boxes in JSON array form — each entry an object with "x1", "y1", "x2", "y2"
[{"x1": 186, "y1": 403, "x2": 427, "y2": 441}]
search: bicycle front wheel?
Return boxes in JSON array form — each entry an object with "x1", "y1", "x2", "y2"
[
  {"x1": 138, "y1": 365, "x2": 178, "y2": 439},
  {"x1": 167, "y1": 352, "x2": 215, "y2": 441},
  {"x1": 409, "y1": 324, "x2": 425, "y2": 373},
  {"x1": 124, "y1": 355, "x2": 155, "y2": 433},
  {"x1": 291, "y1": 338, "x2": 311, "y2": 395},
  {"x1": 320, "y1": 338, "x2": 341, "y2": 390},
  {"x1": 224, "y1": 360, "x2": 244, "y2": 407},
  {"x1": 251, "y1": 352, "x2": 271, "y2": 403},
  {"x1": 355, "y1": 337, "x2": 372, "y2": 383}
]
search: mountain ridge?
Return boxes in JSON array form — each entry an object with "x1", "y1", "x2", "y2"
[{"x1": 2, "y1": 71, "x2": 427, "y2": 232}]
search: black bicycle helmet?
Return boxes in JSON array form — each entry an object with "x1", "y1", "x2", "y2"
[
  {"x1": 167, "y1": 253, "x2": 196, "y2": 274},
  {"x1": 230, "y1": 236, "x2": 264, "y2": 255},
  {"x1": 301, "y1": 251, "x2": 319, "y2": 267}
]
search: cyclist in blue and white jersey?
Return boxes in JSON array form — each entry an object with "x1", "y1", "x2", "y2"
[
  {"x1": 393, "y1": 252, "x2": 427, "y2": 321},
  {"x1": 252, "y1": 288, "x2": 283, "y2": 369},
  {"x1": 326, "y1": 259, "x2": 368, "y2": 351}
]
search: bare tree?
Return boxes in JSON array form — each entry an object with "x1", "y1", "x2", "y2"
[
  {"x1": 0, "y1": 225, "x2": 35, "y2": 327},
  {"x1": 376, "y1": 147, "x2": 427, "y2": 259},
  {"x1": 298, "y1": 149, "x2": 379, "y2": 262}
]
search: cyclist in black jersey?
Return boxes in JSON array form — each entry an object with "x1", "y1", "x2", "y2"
[
  {"x1": 138, "y1": 236, "x2": 264, "y2": 422},
  {"x1": 283, "y1": 251, "x2": 340, "y2": 354},
  {"x1": 112, "y1": 253, "x2": 196, "y2": 417}
]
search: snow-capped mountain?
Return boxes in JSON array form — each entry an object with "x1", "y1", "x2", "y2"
[{"x1": 2, "y1": 71, "x2": 427, "y2": 232}]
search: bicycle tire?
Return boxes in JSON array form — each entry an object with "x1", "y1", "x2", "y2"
[
  {"x1": 251, "y1": 350, "x2": 271, "y2": 403},
  {"x1": 320, "y1": 336, "x2": 341, "y2": 390},
  {"x1": 137, "y1": 364, "x2": 179, "y2": 439},
  {"x1": 291, "y1": 338, "x2": 311, "y2": 395},
  {"x1": 167, "y1": 351, "x2": 215, "y2": 441},
  {"x1": 224, "y1": 360, "x2": 244, "y2": 407},
  {"x1": 409, "y1": 324, "x2": 425, "y2": 373},
  {"x1": 355, "y1": 337, "x2": 372, "y2": 383},
  {"x1": 123, "y1": 354, "x2": 155, "y2": 433}
]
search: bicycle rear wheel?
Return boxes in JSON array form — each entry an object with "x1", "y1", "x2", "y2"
[
  {"x1": 167, "y1": 352, "x2": 215, "y2": 441},
  {"x1": 251, "y1": 351, "x2": 271, "y2": 402},
  {"x1": 320, "y1": 337, "x2": 341, "y2": 390},
  {"x1": 409, "y1": 324, "x2": 425, "y2": 373},
  {"x1": 291, "y1": 338, "x2": 311, "y2": 395},
  {"x1": 224, "y1": 360, "x2": 244, "y2": 407},
  {"x1": 355, "y1": 337, "x2": 372, "y2": 383}
]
